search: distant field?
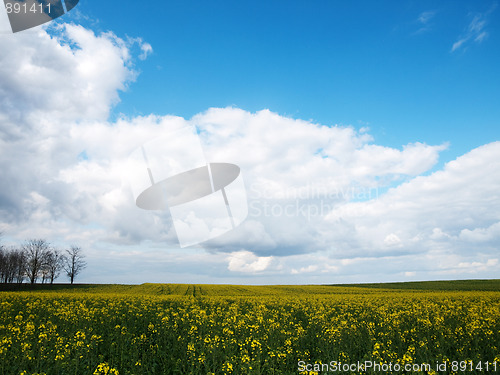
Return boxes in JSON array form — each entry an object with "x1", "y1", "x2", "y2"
[
  {"x1": 1, "y1": 280, "x2": 499, "y2": 374},
  {"x1": 333, "y1": 279, "x2": 500, "y2": 291},
  {"x1": 2, "y1": 278, "x2": 499, "y2": 294}
]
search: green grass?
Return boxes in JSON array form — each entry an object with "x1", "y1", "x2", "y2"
[
  {"x1": 1, "y1": 279, "x2": 499, "y2": 295},
  {"x1": 333, "y1": 279, "x2": 500, "y2": 291}
]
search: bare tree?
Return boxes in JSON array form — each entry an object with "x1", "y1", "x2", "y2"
[
  {"x1": 0, "y1": 245, "x2": 5, "y2": 283},
  {"x1": 23, "y1": 239, "x2": 51, "y2": 285},
  {"x1": 45, "y1": 249, "x2": 64, "y2": 284},
  {"x1": 1, "y1": 247, "x2": 20, "y2": 283},
  {"x1": 13, "y1": 249, "x2": 26, "y2": 284},
  {"x1": 63, "y1": 246, "x2": 86, "y2": 284},
  {"x1": 0, "y1": 235, "x2": 26, "y2": 284},
  {"x1": 1, "y1": 246, "x2": 26, "y2": 284},
  {"x1": 0, "y1": 232, "x2": 4, "y2": 282}
]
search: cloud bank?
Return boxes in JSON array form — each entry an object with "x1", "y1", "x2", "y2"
[{"x1": 0, "y1": 21, "x2": 498, "y2": 283}]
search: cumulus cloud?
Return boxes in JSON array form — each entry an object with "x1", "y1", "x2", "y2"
[
  {"x1": 325, "y1": 142, "x2": 500, "y2": 267},
  {"x1": 384, "y1": 233, "x2": 402, "y2": 248},
  {"x1": 227, "y1": 250, "x2": 273, "y2": 273},
  {"x1": 0, "y1": 24, "x2": 141, "y2": 129},
  {"x1": 459, "y1": 222, "x2": 500, "y2": 243},
  {"x1": 0, "y1": 22, "x2": 151, "y2": 229},
  {"x1": 139, "y1": 42, "x2": 153, "y2": 60},
  {"x1": 291, "y1": 265, "x2": 319, "y2": 275}
]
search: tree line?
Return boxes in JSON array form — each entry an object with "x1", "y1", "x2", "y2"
[{"x1": 0, "y1": 236, "x2": 86, "y2": 285}]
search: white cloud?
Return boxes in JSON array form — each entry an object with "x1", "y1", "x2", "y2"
[
  {"x1": 193, "y1": 108, "x2": 446, "y2": 199},
  {"x1": 325, "y1": 142, "x2": 500, "y2": 263},
  {"x1": 459, "y1": 222, "x2": 500, "y2": 243},
  {"x1": 418, "y1": 11, "x2": 436, "y2": 24},
  {"x1": 430, "y1": 228, "x2": 452, "y2": 240},
  {"x1": 384, "y1": 233, "x2": 402, "y2": 247},
  {"x1": 451, "y1": 38, "x2": 467, "y2": 52},
  {"x1": 418, "y1": 11, "x2": 436, "y2": 25},
  {"x1": 414, "y1": 10, "x2": 436, "y2": 34},
  {"x1": 291, "y1": 265, "x2": 318, "y2": 274},
  {"x1": 475, "y1": 31, "x2": 488, "y2": 43},
  {"x1": 451, "y1": 6, "x2": 497, "y2": 52},
  {"x1": 139, "y1": 42, "x2": 153, "y2": 60},
  {"x1": 0, "y1": 25, "x2": 140, "y2": 127},
  {"x1": 227, "y1": 250, "x2": 273, "y2": 273},
  {"x1": 456, "y1": 259, "x2": 498, "y2": 273}
]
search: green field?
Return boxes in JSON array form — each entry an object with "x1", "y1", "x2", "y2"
[{"x1": 1, "y1": 280, "x2": 499, "y2": 375}]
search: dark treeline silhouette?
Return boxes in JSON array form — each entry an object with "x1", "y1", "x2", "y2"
[{"x1": 0, "y1": 235, "x2": 86, "y2": 285}]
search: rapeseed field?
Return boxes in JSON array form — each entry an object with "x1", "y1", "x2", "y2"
[{"x1": 0, "y1": 282, "x2": 499, "y2": 374}]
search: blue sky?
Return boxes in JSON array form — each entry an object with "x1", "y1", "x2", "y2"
[
  {"x1": 73, "y1": 0, "x2": 500, "y2": 158},
  {"x1": 0, "y1": 1, "x2": 499, "y2": 284}
]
